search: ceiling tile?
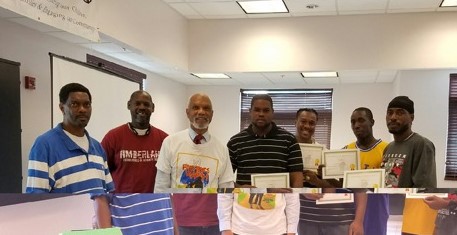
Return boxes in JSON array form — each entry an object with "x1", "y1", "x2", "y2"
[
  {"x1": 228, "y1": 72, "x2": 274, "y2": 85},
  {"x1": 262, "y1": 72, "x2": 304, "y2": 84},
  {"x1": 338, "y1": 10, "x2": 385, "y2": 15},
  {"x1": 303, "y1": 77, "x2": 340, "y2": 84},
  {"x1": 169, "y1": 3, "x2": 202, "y2": 17},
  {"x1": 189, "y1": 2, "x2": 244, "y2": 16},
  {"x1": 203, "y1": 78, "x2": 241, "y2": 85},
  {"x1": 388, "y1": 0, "x2": 442, "y2": 9},
  {"x1": 285, "y1": 0, "x2": 337, "y2": 13},
  {"x1": 337, "y1": 0, "x2": 388, "y2": 11},
  {"x1": 387, "y1": 8, "x2": 435, "y2": 13},
  {"x1": 338, "y1": 70, "x2": 378, "y2": 77},
  {"x1": 247, "y1": 12, "x2": 292, "y2": 18},
  {"x1": 341, "y1": 76, "x2": 376, "y2": 83},
  {"x1": 376, "y1": 70, "x2": 398, "y2": 83},
  {"x1": 338, "y1": 70, "x2": 377, "y2": 83}
]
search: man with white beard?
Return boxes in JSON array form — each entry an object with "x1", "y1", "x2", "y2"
[{"x1": 155, "y1": 93, "x2": 234, "y2": 235}]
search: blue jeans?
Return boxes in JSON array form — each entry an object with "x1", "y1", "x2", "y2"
[{"x1": 178, "y1": 225, "x2": 220, "y2": 235}]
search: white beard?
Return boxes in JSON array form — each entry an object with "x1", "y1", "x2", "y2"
[{"x1": 191, "y1": 121, "x2": 209, "y2": 130}]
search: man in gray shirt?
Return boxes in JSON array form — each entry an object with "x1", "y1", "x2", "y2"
[{"x1": 381, "y1": 95, "x2": 436, "y2": 187}]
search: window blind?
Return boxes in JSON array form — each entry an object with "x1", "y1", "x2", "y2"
[
  {"x1": 445, "y1": 74, "x2": 457, "y2": 180},
  {"x1": 240, "y1": 89, "x2": 333, "y2": 149}
]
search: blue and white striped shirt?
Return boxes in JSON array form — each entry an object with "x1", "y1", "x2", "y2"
[
  {"x1": 110, "y1": 194, "x2": 174, "y2": 235},
  {"x1": 26, "y1": 123, "x2": 114, "y2": 194}
]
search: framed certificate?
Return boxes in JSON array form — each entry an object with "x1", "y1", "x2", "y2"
[
  {"x1": 322, "y1": 149, "x2": 360, "y2": 179},
  {"x1": 316, "y1": 193, "x2": 354, "y2": 204},
  {"x1": 293, "y1": 188, "x2": 322, "y2": 193},
  {"x1": 375, "y1": 188, "x2": 413, "y2": 194},
  {"x1": 164, "y1": 188, "x2": 202, "y2": 194},
  {"x1": 251, "y1": 173, "x2": 290, "y2": 188},
  {"x1": 60, "y1": 228, "x2": 123, "y2": 235},
  {"x1": 299, "y1": 143, "x2": 324, "y2": 171},
  {"x1": 343, "y1": 169, "x2": 385, "y2": 188},
  {"x1": 406, "y1": 188, "x2": 449, "y2": 199}
]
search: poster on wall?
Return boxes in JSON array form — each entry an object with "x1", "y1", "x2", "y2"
[{"x1": 0, "y1": 0, "x2": 100, "y2": 42}]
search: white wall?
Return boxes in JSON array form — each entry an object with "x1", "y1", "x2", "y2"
[
  {"x1": 331, "y1": 83, "x2": 393, "y2": 148},
  {"x1": 0, "y1": 195, "x2": 93, "y2": 235},
  {"x1": 189, "y1": 12, "x2": 457, "y2": 73},
  {"x1": 0, "y1": 18, "x2": 188, "y2": 192},
  {"x1": 395, "y1": 69, "x2": 457, "y2": 188},
  {"x1": 94, "y1": 0, "x2": 189, "y2": 71}
]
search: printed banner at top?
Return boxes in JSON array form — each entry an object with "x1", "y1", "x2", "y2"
[{"x1": 0, "y1": 0, "x2": 100, "y2": 42}]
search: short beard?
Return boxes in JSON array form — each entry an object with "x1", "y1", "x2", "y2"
[
  {"x1": 191, "y1": 121, "x2": 209, "y2": 130},
  {"x1": 388, "y1": 124, "x2": 409, "y2": 135}
]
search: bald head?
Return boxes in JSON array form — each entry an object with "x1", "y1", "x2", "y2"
[
  {"x1": 128, "y1": 90, "x2": 154, "y2": 129},
  {"x1": 187, "y1": 93, "x2": 212, "y2": 108},
  {"x1": 186, "y1": 93, "x2": 213, "y2": 133}
]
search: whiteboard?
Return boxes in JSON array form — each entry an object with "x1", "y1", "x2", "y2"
[{"x1": 51, "y1": 55, "x2": 140, "y2": 142}]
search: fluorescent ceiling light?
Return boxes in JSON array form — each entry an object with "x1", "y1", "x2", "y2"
[
  {"x1": 440, "y1": 0, "x2": 457, "y2": 7},
  {"x1": 237, "y1": 0, "x2": 288, "y2": 14},
  {"x1": 301, "y1": 71, "x2": 338, "y2": 78},
  {"x1": 191, "y1": 73, "x2": 231, "y2": 79},
  {"x1": 243, "y1": 90, "x2": 331, "y2": 94},
  {"x1": 242, "y1": 90, "x2": 269, "y2": 94}
]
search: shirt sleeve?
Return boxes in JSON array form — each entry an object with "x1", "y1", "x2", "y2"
[
  {"x1": 227, "y1": 139, "x2": 238, "y2": 173},
  {"x1": 285, "y1": 193, "x2": 300, "y2": 234},
  {"x1": 154, "y1": 170, "x2": 171, "y2": 193},
  {"x1": 412, "y1": 139, "x2": 437, "y2": 187},
  {"x1": 218, "y1": 146, "x2": 235, "y2": 188},
  {"x1": 287, "y1": 137, "x2": 304, "y2": 172},
  {"x1": 156, "y1": 137, "x2": 172, "y2": 174},
  {"x1": 217, "y1": 193, "x2": 234, "y2": 232},
  {"x1": 26, "y1": 138, "x2": 51, "y2": 193},
  {"x1": 101, "y1": 130, "x2": 116, "y2": 173}
]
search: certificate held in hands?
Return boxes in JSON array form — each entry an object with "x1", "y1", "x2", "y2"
[
  {"x1": 343, "y1": 169, "x2": 385, "y2": 188},
  {"x1": 322, "y1": 149, "x2": 360, "y2": 179},
  {"x1": 316, "y1": 193, "x2": 354, "y2": 204},
  {"x1": 406, "y1": 188, "x2": 448, "y2": 199},
  {"x1": 251, "y1": 173, "x2": 290, "y2": 188},
  {"x1": 299, "y1": 143, "x2": 324, "y2": 172}
]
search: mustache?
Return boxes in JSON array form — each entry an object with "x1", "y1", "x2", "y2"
[{"x1": 194, "y1": 117, "x2": 209, "y2": 121}]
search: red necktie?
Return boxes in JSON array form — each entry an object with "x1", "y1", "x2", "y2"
[{"x1": 194, "y1": 134, "x2": 204, "y2": 144}]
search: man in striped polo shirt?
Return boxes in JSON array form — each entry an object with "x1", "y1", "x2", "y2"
[
  {"x1": 26, "y1": 83, "x2": 114, "y2": 227},
  {"x1": 227, "y1": 94, "x2": 303, "y2": 188}
]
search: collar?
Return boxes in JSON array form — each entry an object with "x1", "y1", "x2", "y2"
[
  {"x1": 188, "y1": 128, "x2": 210, "y2": 143},
  {"x1": 247, "y1": 122, "x2": 278, "y2": 138},
  {"x1": 56, "y1": 123, "x2": 92, "y2": 152},
  {"x1": 127, "y1": 122, "x2": 151, "y2": 136},
  {"x1": 355, "y1": 139, "x2": 382, "y2": 151}
]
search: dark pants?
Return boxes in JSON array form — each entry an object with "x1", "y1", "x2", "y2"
[
  {"x1": 178, "y1": 225, "x2": 220, "y2": 235},
  {"x1": 298, "y1": 222, "x2": 350, "y2": 235}
]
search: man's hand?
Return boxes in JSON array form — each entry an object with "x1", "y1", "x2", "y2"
[
  {"x1": 303, "y1": 193, "x2": 323, "y2": 200},
  {"x1": 267, "y1": 188, "x2": 293, "y2": 193},
  {"x1": 221, "y1": 230, "x2": 234, "y2": 235},
  {"x1": 424, "y1": 196, "x2": 450, "y2": 210},
  {"x1": 317, "y1": 164, "x2": 325, "y2": 178},
  {"x1": 348, "y1": 220, "x2": 363, "y2": 235},
  {"x1": 303, "y1": 170, "x2": 334, "y2": 187},
  {"x1": 235, "y1": 183, "x2": 256, "y2": 188}
]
